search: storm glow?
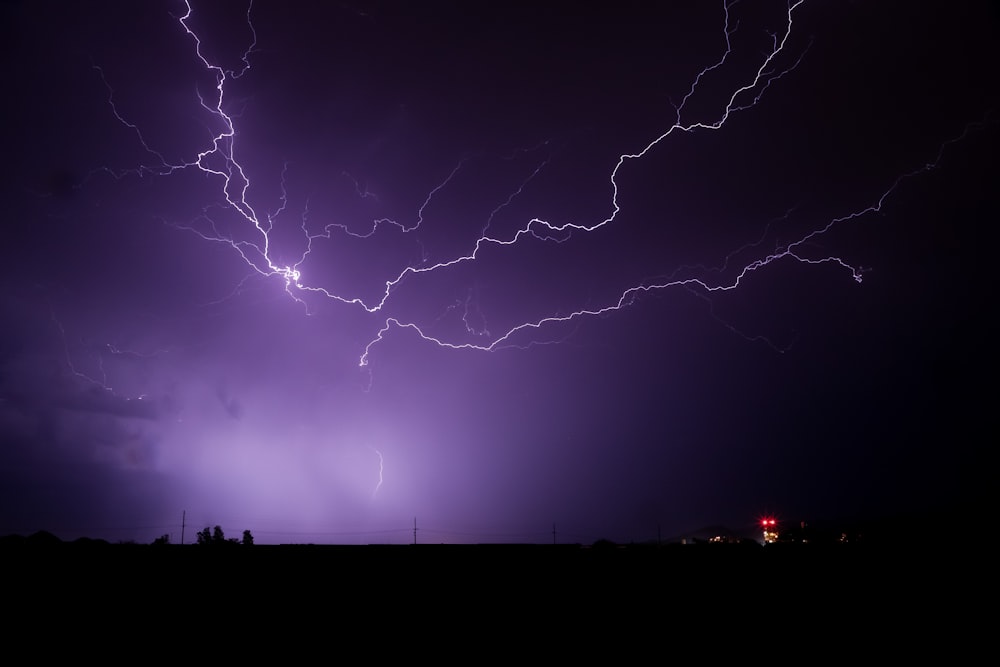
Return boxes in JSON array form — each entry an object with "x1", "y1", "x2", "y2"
[{"x1": 1, "y1": 0, "x2": 995, "y2": 544}]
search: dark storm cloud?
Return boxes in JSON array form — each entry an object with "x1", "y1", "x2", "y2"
[{"x1": 215, "y1": 385, "x2": 243, "y2": 420}]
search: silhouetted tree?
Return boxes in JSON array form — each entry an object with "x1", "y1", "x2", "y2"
[
  {"x1": 194, "y1": 525, "x2": 253, "y2": 546},
  {"x1": 152, "y1": 534, "x2": 170, "y2": 545}
]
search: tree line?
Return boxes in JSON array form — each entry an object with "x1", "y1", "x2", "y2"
[{"x1": 151, "y1": 525, "x2": 253, "y2": 546}]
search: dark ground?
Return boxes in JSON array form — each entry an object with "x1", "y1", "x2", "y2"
[{"x1": 5, "y1": 532, "x2": 985, "y2": 652}]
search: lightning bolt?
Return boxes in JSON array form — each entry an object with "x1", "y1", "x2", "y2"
[
  {"x1": 88, "y1": 0, "x2": 989, "y2": 375},
  {"x1": 372, "y1": 447, "x2": 384, "y2": 499}
]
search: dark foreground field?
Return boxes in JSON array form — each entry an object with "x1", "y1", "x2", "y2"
[
  {"x1": 4, "y1": 535, "x2": 985, "y2": 650},
  {"x1": 3, "y1": 536, "x2": 976, "y2": 592}
]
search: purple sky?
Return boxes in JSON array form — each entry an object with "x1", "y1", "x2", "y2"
[{"x1": 1, "y1": 0, "x2": 996, "y2": 544}]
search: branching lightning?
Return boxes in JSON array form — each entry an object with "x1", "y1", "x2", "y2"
[{"x1": 90, "y1": 0, "x2": 985, "y2": 375}]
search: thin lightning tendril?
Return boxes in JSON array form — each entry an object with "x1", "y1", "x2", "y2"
[
  {"x1": 372, "y1": 448, "x2": 384, "y2": 499},
  {"x1": 92, "y1": 0, "x2": 985, "y2": 372}
]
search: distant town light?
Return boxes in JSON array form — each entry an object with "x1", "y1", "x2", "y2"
[{"x1": 760, "y1": 517, "x2": 778, "y2": 543}]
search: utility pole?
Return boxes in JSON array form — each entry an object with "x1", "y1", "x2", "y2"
[
  {"x1": 552, "y1": 522, "x2": 556, "y2": 545},
  {"x1": 413, "y1": 517, "x2": 417, "y2": 545},
  {"x1": 181, "y1": 510, "x2": 186, "y2": 545}
]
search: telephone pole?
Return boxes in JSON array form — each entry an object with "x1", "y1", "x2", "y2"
[{"x1": 181, "y1": 510, "x2": 186, "y2": 545}]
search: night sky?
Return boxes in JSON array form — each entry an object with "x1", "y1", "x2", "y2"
[{"x1": 1, "y1": 0, "x2": 996, "y2": 545}]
